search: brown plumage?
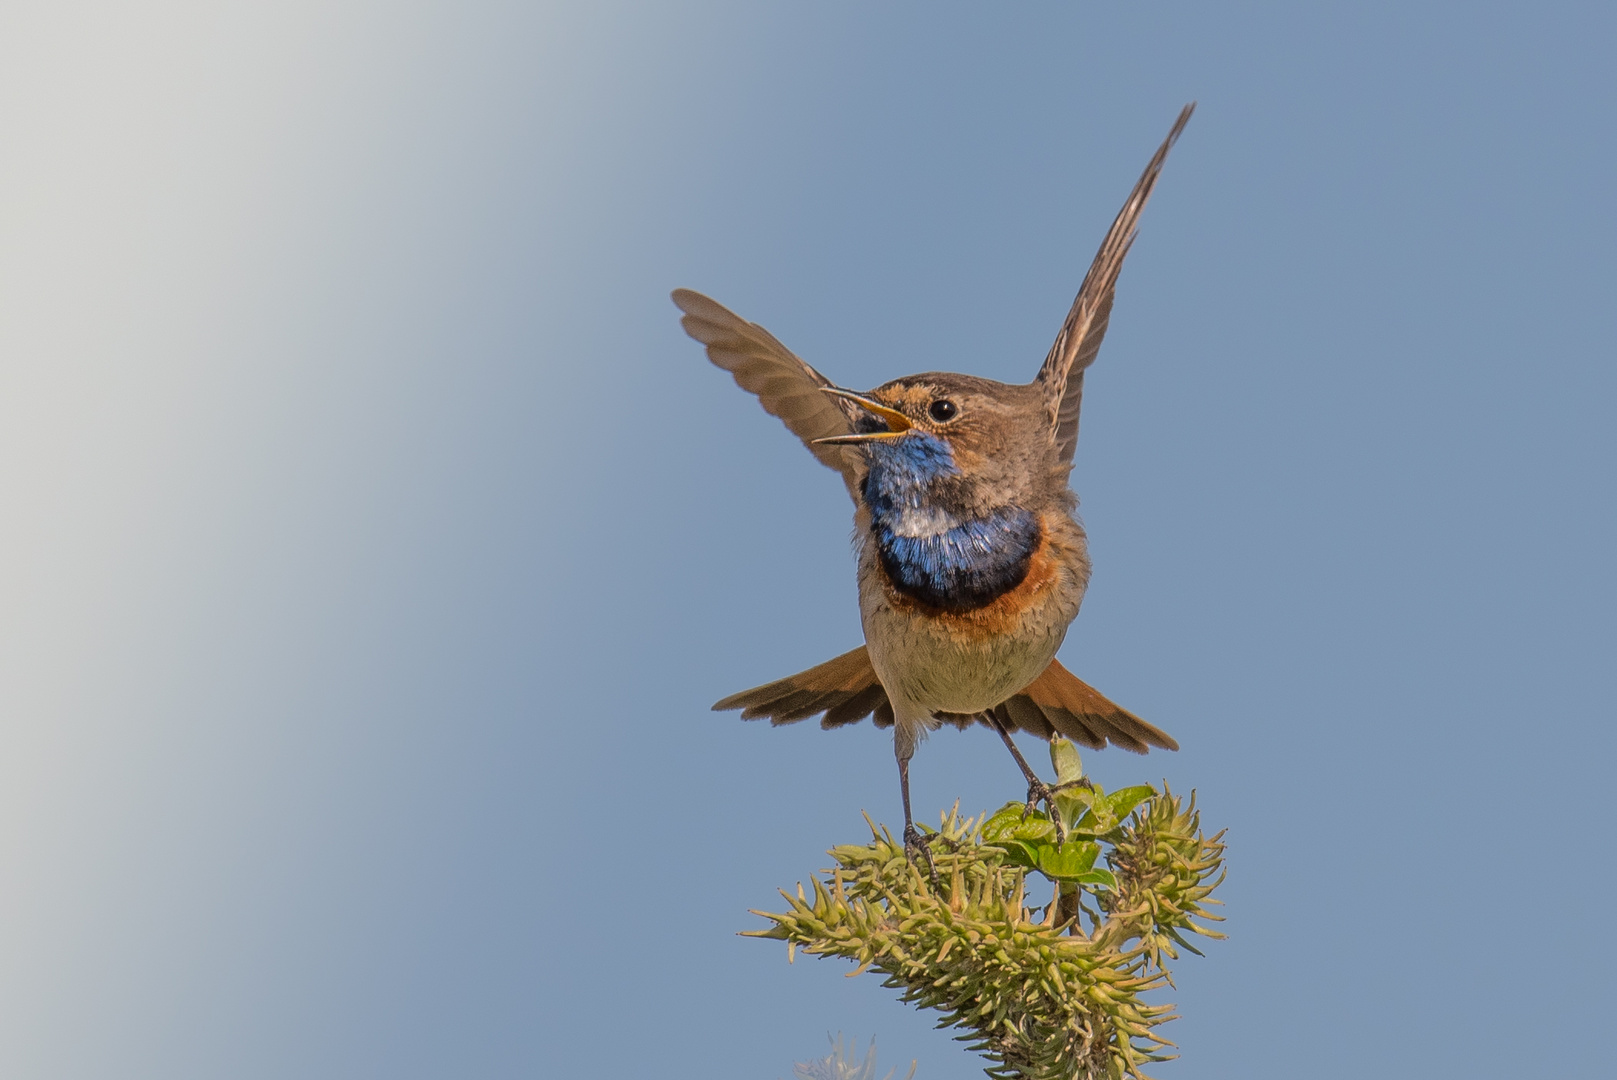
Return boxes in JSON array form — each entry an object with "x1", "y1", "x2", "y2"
[
  {"x1": 1039, "y1": 103, "x2": 1195, "y2": 469},
  {"x1": 715, "y1": 646, "x2": 1177, "y2": 755},
  {"x1": 678, "y1": 106, "x2": 1196, "y2": 855},
  {"x1": 672, "y1": 289, "x2": 867, "y2": 502}
]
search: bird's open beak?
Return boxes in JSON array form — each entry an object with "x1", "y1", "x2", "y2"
[{"x1": 813, "y1": 387, "x2": 913, "y2": 444}]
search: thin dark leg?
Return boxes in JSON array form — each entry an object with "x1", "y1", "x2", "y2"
[
  {"x1": 988, "y1": 713, "x2": 1067, "y2": 844},
  {"x1": 898, "y1": 755, "x2": 937, "y2": 878},
  {"x1": 990, "y1": 713, "x2": 1046, "y2": 790}
]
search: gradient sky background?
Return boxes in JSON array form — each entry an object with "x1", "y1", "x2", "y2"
[{"x1": 2, "y1": 2, "x2": 1614, "y2": 1078}]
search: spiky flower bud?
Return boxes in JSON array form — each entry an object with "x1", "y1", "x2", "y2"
[{"x1": 747, "y1": 790, "x2": 1225, "y2": 1080}]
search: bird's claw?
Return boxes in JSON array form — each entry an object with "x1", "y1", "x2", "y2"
[
  {"x1": 903, "y1": 823, "x2": 942, "y2": 883},
  {"x1": 1021, "y1": 778, "x2": 1076, "y2": 845}
]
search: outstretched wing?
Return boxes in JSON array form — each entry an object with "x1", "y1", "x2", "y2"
[
  {"x1": 1036, "y1": 104, "x2": 1195, "y2": 465},
  {"x1": 715, "y1": 647, "x2": 1177, "y2": 755},
  {"x1": 672, "y1": 289, "x2": 865, "y2": 502}
]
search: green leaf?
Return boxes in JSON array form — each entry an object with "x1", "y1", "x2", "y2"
[
  {"x1": 1105, "y1": 785, "x2": 1157, "y2": 822},
  {"x1": 981, "y1": 802, "x2": 1026, "y2": 840},
  {"x1": 1072, "y1": 868, "x2": 1117, "y2": 890},
  {"x1": 982, "y1": 802, "x2": 1057, "y2": 844},
  {"x1": 1036, "y1": 839, "x2": 1101, "y2": 880},
  {"x1": 1051, "y1": 789, "x2": 1083, "y2": 826},
  {"x1": 993, "y1": 838, "x2": 1041, "y2": 869},
  {"x1": 1084, "y1": 805, "x2": 1118, "y2": 836},
  {"x1": 1048, "y1": 737, "x2": 1084, "y2": 787}
]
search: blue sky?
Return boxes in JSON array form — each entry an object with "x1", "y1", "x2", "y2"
[{"x1": 1, "y1": 3, "x2": 1613, "y2": 1077}]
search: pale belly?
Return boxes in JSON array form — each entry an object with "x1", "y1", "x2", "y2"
[
  {"x1": 853, "y1": 506, "x2": 1090, "y2": 747},
  {"x1": 864, "y1": 606, "x2": 1065, "y2": 715}
]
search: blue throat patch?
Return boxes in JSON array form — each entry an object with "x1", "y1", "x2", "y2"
[{"x1": 863, "y1": 433, "x2": 1041, "y2": 612}]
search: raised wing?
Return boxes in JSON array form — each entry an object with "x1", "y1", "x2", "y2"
[
  {"x1": 1036, "y1": 104, "x2": 1195, "y2": 465},
  {"x1": 672, "y1": 289, "x2": 865, "y2": 501},
  {"x1": 716, "y1": 647, "x2": 1176, "y2": 754}
]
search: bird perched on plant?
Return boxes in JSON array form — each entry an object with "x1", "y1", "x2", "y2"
[{"x1": 674, "y1": 105, "x2": 1194, "y2": 860}]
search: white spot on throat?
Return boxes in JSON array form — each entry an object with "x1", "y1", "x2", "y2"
[{"x1": 888, "y1": 504, "x2": 960, "y2": 538}]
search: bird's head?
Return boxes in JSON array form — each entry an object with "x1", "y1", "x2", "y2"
[{"x1": 815, "y1": 373, "x2": 1063, "y2": 514}]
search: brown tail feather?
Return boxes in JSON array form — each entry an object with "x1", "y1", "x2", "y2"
[
  {"x1": 713, "y1": 646, "x2": 885, "y2": 729},
  {"x1": 713, "y1": 647, "x2": 1177, "y2": 753},
  {"x1": 1010, "y1": 658, "x2": 1179, "y2": 753},
  {"x1": 822, "y1": 683, "x2": 888, "y2": 729}
]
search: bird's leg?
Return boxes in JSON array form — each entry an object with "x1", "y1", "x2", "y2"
[
  {"x1": 989, "y1": 714, "x2": 1067, "y2": 844},
  {"x1": 898, "y1": 755, "x2": 939, "y2": 881}
]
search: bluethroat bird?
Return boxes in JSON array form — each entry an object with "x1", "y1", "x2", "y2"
[{"x1": 675, "y1": 105, "x2": 1193, "y2": 861}]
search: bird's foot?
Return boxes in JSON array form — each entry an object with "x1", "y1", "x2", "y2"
[
  {"x1": 1050, "y1": 777, "x2": 1095, "y2": 795},
  {"x1": 1021, "y1": 776, "x2": 1087, "y2": 846},
  {"x1": 1021, "y1": 782, "x2": 1063, "y2": 844},
  {"x1": 1021, "y1": 774, "x2": 1057, "y2": 816},
  {"x1": 903, "y1": 822, "x2": 945, "y2": 883},
  {"x1": 1022, "y1": 776, "x2": 1094, "y2": 844}
]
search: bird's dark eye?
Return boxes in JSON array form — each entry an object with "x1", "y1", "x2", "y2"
[{"x1": 928, "y1": 399, "x2": 958, "y2": 423}]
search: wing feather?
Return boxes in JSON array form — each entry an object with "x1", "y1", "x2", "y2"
[
  {"x1": 673, "y1": 289, "x2": 864, "y2": 501},
  {"x1": 1036, "y1": 104, "x2": 1195, "y2": 465}
]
